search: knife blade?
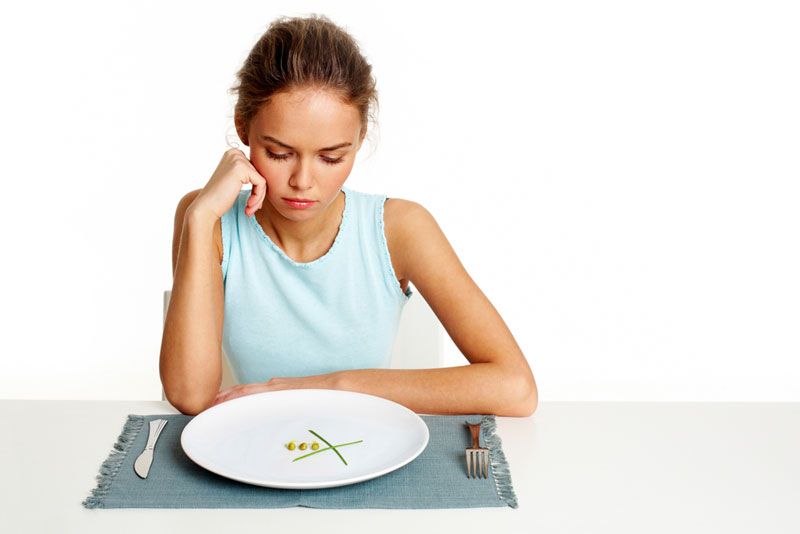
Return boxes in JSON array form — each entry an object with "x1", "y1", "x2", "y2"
[{"x1": 134, "y1": 419, "x2": 168, "y2": 479}]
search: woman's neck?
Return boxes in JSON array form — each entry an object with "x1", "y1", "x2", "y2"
[{"x1": 255, "y1": 190, "x2": 345, "y2": 262}]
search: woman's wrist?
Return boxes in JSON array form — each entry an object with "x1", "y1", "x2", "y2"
[{"x1": 184, "y1": 203, "x2": 219, "y2": 229}]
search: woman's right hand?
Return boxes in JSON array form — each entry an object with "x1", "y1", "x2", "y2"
[{"x1": 188, "y1": 148, "x2": 269, "y2": 222}]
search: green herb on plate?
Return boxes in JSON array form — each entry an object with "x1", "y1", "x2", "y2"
[
  {"x1": 308, "y1": 429, "x2": 350, "y2": 465},
  {"x1": 292, "y1": 439, "x2": 364, "y2": 462}
]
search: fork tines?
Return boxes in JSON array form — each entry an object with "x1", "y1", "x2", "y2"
[
  {"x1": 465, "y1": 447, "x2": 489, "y2": 478},
  {"x1": 465, "y1": 422, "x2": 490, "y2": 479}
]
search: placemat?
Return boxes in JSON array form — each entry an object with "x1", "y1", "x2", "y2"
[{"x1": 82, "y1": 413, "x2": 517, "y2": 509}]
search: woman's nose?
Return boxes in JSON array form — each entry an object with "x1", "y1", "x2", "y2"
[{"x1": 288, "y1": 160, "x2": 314, "y2": 190}]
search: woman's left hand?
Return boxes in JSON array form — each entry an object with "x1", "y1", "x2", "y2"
[{"x1": 209, "y1": 374, "x2": 339, "y2": 408}]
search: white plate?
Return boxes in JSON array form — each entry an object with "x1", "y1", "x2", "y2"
[{"x1": 180, "y1": 389, "x2": 430, "y2": 489}]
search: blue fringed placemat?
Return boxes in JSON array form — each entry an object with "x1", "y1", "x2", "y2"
[{"x1": 82, "y1": 413, "x2": 517, "y2": 509}]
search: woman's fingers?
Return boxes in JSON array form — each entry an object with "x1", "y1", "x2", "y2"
[
  {"x1": 245, "y1": 191, "x2": 258, "y2": 215},
  {"x1": 214, "y1": 384, "x2": 247, "y2": 403},
  {"x1": 212, "y1": 382, "x2": 278, "y2": 406},
  {"x1": 244, "y1": 174, "x2": 267, "y2": 216},
  {"x1": 253, "y1": 175, "x2": 267, "y2": 210},
  {"x1": 214, "y1": 386, "x2": 233, "y2": 401}
]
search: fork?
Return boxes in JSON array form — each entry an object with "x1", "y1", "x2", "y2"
[{"x1": 465, "y1": 422, "x2": 490, "y2": 478}]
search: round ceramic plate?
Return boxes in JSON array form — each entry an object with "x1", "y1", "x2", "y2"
[{"x1": 180, "y1": 389, "x2": 429, "y2": 489}]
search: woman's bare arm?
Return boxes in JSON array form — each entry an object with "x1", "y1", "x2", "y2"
[
  {"x1": 159, "y1": 189, "x2": 225, "y2": 415},
  {"x1": 334, "y1": 199, "x2": 538, "y2": 416}
]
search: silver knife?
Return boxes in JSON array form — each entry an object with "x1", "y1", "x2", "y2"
[{"x1": 134, "y1": 419, "x2": 168, "y2": 479}]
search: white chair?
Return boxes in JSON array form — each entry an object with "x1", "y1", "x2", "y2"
[{"x1": 161, "y1": 288, "x2": 442, "y2": 401}]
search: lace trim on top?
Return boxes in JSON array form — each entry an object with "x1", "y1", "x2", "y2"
[
  {"x1": 378, "y1": 196, "x2": 413, "y2": 301},
  {"x1": 247, "y1": 187, "x2": 351, "y2": 269}
]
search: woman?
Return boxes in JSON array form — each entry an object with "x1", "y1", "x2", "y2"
[{"x1": 160, "y1": 14, "x2": 538, "y2": 417}]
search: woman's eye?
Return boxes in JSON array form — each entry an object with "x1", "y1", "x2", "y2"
[
  {"x1": 265, "y1": 150, "x2": 343, "y2": 166},
  {"x1": 265, "y1": 150, "x2": 290, "y2": 161}
]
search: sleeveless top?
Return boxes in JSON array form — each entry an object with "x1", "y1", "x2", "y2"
[{"x1": 219, "y1": 186, "x2": 413, "y2": 384}]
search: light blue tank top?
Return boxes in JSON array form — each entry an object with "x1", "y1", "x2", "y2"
[{"x1": 219, "y1": 186, "x2": 413, "y2": 384}]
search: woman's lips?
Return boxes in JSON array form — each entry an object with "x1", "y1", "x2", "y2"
[{"x1": 283, "y1": 198, "x2": 317, "y2": 209}]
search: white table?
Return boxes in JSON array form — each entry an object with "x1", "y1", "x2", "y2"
[{"x1": 1, "y1": 400, "x2": 798, "y2": 533}]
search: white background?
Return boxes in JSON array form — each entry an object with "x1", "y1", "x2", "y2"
[{"x1": 1, "y1": 0, "x2": 798, "y2": 401}]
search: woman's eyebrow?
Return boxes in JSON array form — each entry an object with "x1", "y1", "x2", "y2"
[{"x1": 258, "y1": 134, "x2": 351, "y2": 151}]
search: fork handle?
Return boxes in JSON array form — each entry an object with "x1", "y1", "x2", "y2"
[{"x1": 467, "y1": 423, "x2": 481, "y2": 448}]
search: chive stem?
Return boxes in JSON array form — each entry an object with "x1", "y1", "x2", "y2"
[
  {"x1": 291, "y1": 439, "x2": 363, "y2": 462},
  {"x1": 308, "y1": 429, "x2": 349, "y2": 465}
]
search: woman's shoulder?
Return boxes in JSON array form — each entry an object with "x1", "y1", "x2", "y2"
[
  {"x1": 382, "y1": 197, "x2": 430, "y2": 284},
  {"x1": 383, "y1": 196, "x2": 422, "y2": 219}
]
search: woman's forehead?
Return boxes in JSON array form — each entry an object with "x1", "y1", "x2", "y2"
[{"x1": 253, "y1": 90, "x2": 361, "y2": 147}]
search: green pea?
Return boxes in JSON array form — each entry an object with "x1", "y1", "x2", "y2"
[
  {"x1": 287, "y1": 441, "x2": 296, "y2": 450},
  {"x1": 311, "y1": 442, "x2": 320, "y2": 450},
  {"x1": 299, "y1": 442, "x2": 308, "y2": 450}
]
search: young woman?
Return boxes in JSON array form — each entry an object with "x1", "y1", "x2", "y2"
[{"x1": 160, "y1": 14, "x2": 538, "y2": 417}]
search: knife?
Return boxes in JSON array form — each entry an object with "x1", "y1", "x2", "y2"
[{"x1": 134, "y1": 419, "x2": 168, "y2": 479}]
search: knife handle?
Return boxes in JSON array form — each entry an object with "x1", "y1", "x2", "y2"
[{"x1": 145, "y1": 419, "x2": 167, "y2": 450}]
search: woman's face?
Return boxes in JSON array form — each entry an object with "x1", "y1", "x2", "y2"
[{"x1": 241, "y1": 87, "x2": 364, "y2": 220}]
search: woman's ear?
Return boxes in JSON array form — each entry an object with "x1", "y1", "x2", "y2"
[{"x1": 234, "y1": 113, "x2": 250, "y2": 147}]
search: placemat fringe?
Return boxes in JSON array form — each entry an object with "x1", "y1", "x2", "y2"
[
  {"x1": 481, "y1": 415, "x2": 519, "y2": 509},
  {"x1": 82, "y1": 414, "x2": 145, "y2": 509}
]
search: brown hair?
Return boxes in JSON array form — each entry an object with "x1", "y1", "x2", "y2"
[{"x1": 228, "y1": 14, "x2": 378, "y2": 152}]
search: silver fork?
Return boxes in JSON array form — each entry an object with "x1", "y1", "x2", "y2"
[{"x1": 465, "y1": 422, "x2": 489, "y2": 478}]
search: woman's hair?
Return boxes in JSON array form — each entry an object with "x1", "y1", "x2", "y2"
[{"x1": 228, "y1": 14, "x2": 378, "y2": 152}]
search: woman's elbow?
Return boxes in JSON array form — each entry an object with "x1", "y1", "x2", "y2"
[
  {"x1": 504, "y1": 369, "x2": 538, "y2": 417},
  {"x1": 164, "y1": 389, "x2": 212, "y2": 416},
  {"x1": 519, "y1": 382, "x2": 539, "y2": 416}
]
